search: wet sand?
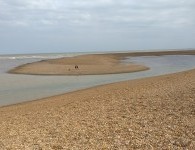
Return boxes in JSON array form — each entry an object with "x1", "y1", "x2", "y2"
[
  {"x1": 9, "y1": 50, "x2": 195, "y2": 75},
  {"x1": 0, "y1": 69, "x2": 194, "y2": 149}
]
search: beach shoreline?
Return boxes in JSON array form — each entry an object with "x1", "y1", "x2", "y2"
[
  {"x1": 0, "y1": 50, "x2": 195, "y2": 149},
  {"x1": 0, "y1": 68, "x2": 194, "y2": 149},
  {"x1": 8, "y1": 50, "x2": 195, "y2": 75},
  {"x1": 0, "y1": 68, "x2": 194, "y2": 109}
]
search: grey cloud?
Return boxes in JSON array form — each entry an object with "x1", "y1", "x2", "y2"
[
  {"x1": 0, "y1": 0, "x2": 194, "y2": 53},
  {"x1": 1, "y1": 0, "x2": 194, "y2": 28}
]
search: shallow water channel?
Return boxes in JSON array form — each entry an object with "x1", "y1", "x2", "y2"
[{"x1": 0, "y1": 54, "x2": 194, "y2": 106}]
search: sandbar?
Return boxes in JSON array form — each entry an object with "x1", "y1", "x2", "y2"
[{"x1": 9, "y1": 50, "x2": 195, "y2": 75}]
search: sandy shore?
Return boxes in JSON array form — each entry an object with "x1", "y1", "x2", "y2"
[
  {"x1": 8, "y1": 50, "x2": 195, "y2": 75},
  {"x1": 9, "y1": 53, "x2": 149, "y2": 75},
  {"x1": 0, "y1": 69, "x2": 194, "y2": 149}
]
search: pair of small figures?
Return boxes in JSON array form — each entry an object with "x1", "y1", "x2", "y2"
[{"x1": 75, "y1": 65, "x2": 79, "y2": 69}]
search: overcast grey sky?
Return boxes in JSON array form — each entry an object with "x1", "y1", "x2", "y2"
[{"x1": 0, "y1": 0, "x2": 195, "y2": 54}]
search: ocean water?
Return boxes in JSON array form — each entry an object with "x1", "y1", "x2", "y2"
[{"x1": 0, "y1": 52, "x2": 195, "y2": 106}]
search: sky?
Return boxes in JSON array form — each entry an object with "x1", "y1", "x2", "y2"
[{"x1": 0, "y1": 0, "x2": 195, "y2": 54}]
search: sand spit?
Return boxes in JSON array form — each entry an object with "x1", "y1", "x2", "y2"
[
  {"x1": 9, "y1": 53, "x2": 149, "y2": 75},
  {"x1": 0, "y1": 69, "x2": 194, "y2": 149},
  {"x1": 9, "y1": 50, "x2": 195, "y2": 75}
]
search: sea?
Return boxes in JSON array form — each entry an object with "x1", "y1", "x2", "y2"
[{"x1": 0, "y1": 51, "x2": 195, "y2": 106}]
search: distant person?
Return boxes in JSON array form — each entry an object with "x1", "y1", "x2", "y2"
[{"x1": 75, "y1": 65, "x2": 79, "y2": 69}]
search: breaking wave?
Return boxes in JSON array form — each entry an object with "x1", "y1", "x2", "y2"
[{"x1": 0, "y1": 53, "x2": 82, "y2": 60}]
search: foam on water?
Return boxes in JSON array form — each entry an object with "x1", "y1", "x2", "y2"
[{"x1": 0, "y1": 53, "x2": 82, "y2": 60}]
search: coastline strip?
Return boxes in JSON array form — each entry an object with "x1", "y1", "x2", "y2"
[
  {"x1": 9, "y1": 50, "x2": 195, "y2": 75},
  {"x1": 0, "y1": 69, "x2": 194, "y2": 149}
]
